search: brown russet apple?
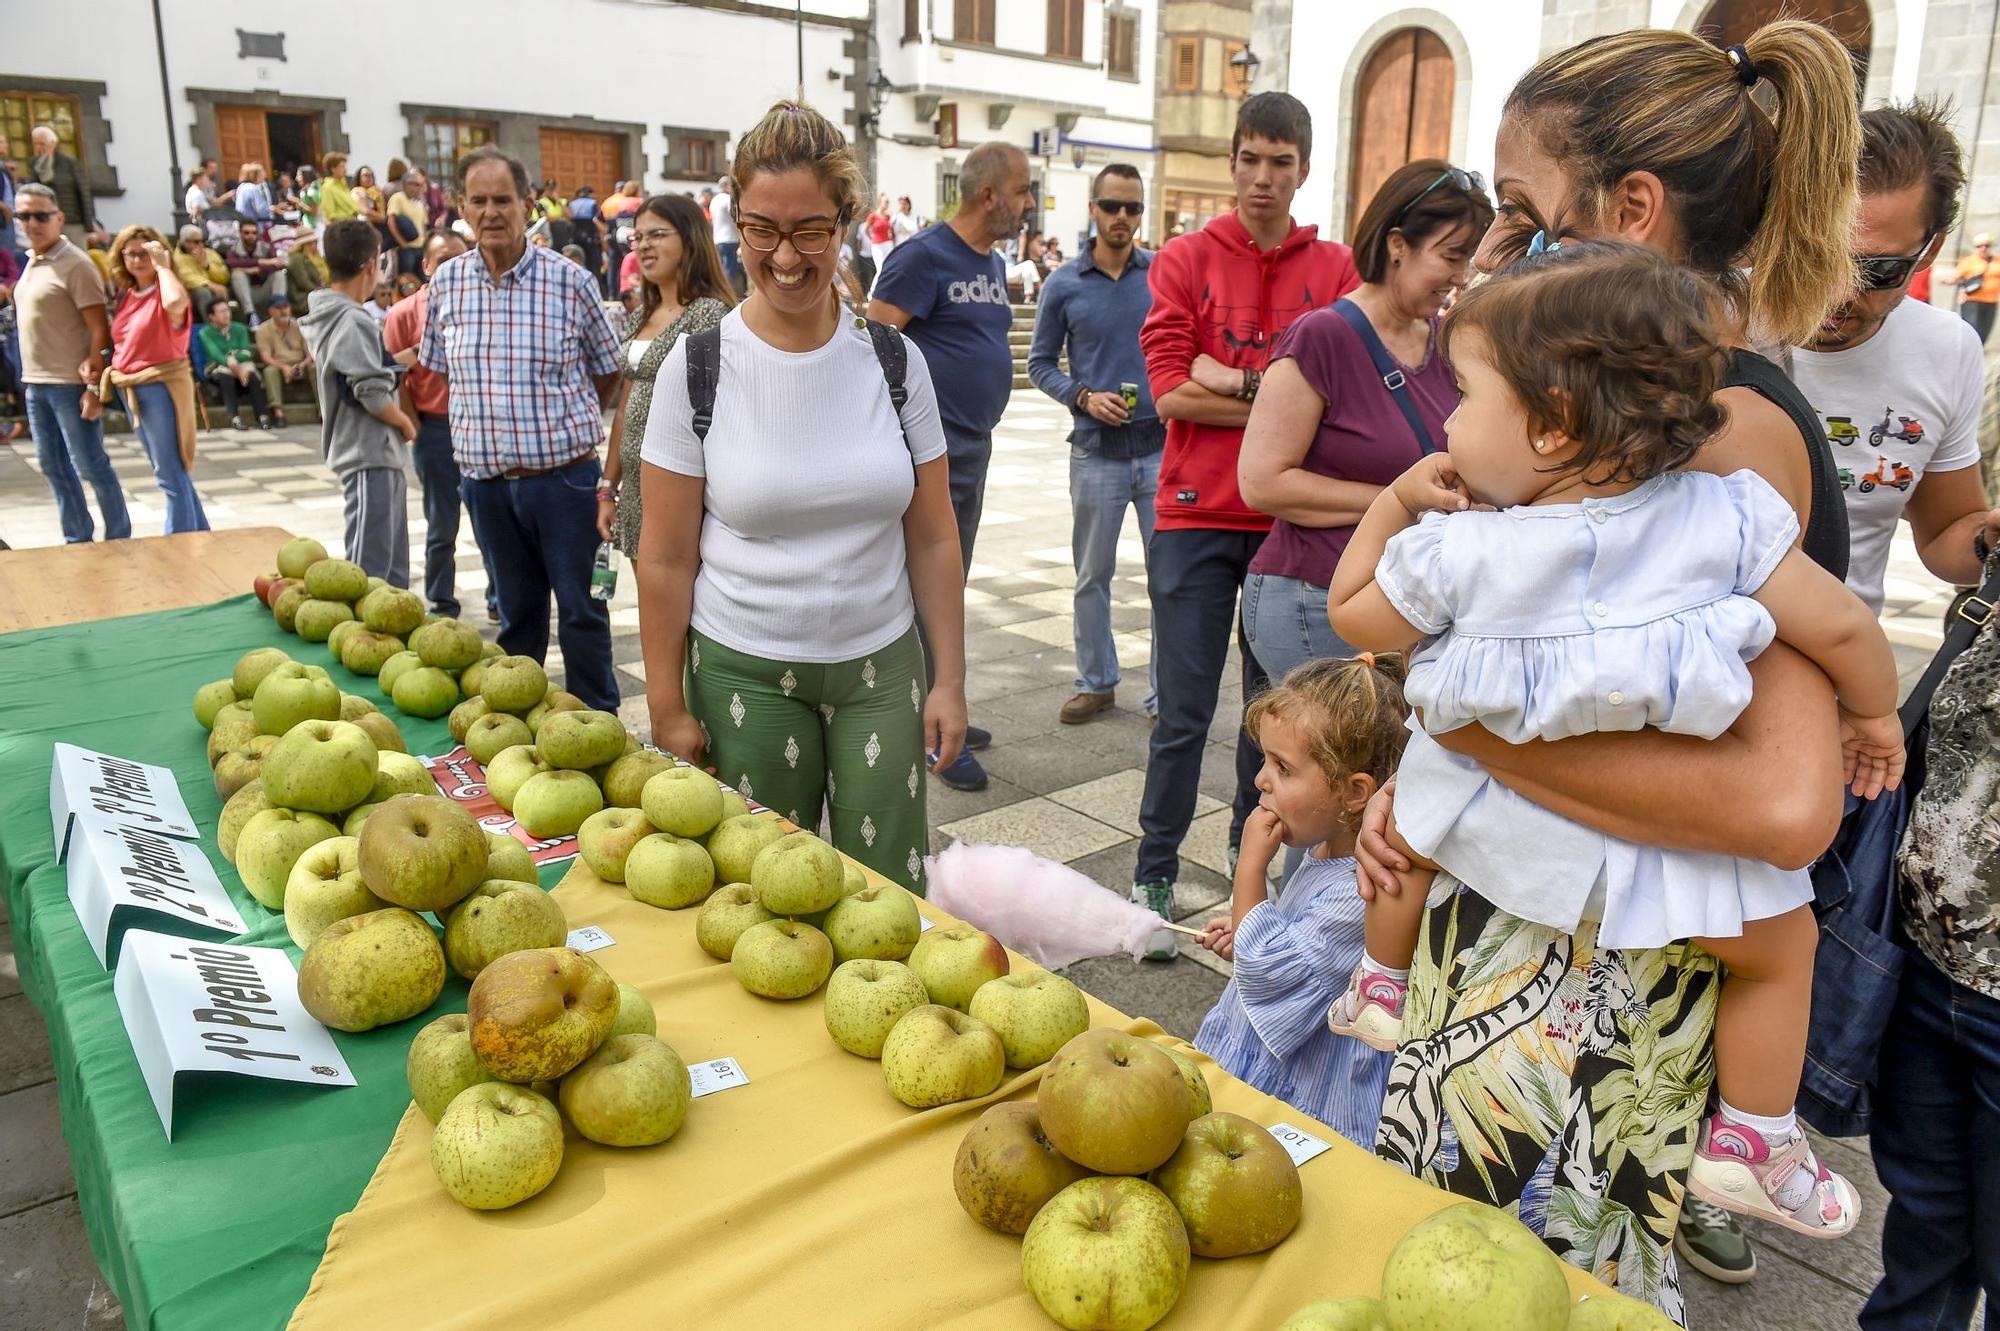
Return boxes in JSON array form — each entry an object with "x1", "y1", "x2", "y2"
[{"x1": 466, "y1": 946, "x2": 619, "y2": 1082}]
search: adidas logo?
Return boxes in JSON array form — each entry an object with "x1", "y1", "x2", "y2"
[{"x1": 945, "y1": 274, "x2": 1010, "y2": 305}]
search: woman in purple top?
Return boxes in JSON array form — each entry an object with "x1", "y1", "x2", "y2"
[{"x1": 1239, "y1": 160, "x2": 1492, "y2": 685}]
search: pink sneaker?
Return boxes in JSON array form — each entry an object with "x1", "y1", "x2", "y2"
[
  {"x1": 1687, "y1": 1112, "x2": 1858, "y2": 1239},
  {"x1": 1327, "y1": 966, "x2": 1406, "y2": 1051}
]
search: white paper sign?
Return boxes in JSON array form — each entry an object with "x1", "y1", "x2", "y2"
[
  {"x1": 688, "y1": 1056, "x2": 749, "y2": 1098},
  {"x1": 50, "y1": 743, "x2": 199, "y2": 860},
  {"x1": 67, "y1": 821, "x2": 247, "y2": 966},
  {"x1": 113, "y1": 930, "x2": 356, "y2": 1138},
  {"x1": 565, "y1": 926, "x2": 615, "y2": 953},
  {"x1": 1266, "y1": 1122, "x2": 1334, "y2": 1168},
  {"x1": 918, "y1": 916, "x2": 935, "y2": 932}
]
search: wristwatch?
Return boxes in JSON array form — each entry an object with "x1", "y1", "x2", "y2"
[{"x1": 1075, "y1": 385, "x2": 1095, "y2": 412}]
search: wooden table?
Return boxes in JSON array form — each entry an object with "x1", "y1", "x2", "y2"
[{"x1": 0, "y1": 528, "x2": 290, "y2": 633}]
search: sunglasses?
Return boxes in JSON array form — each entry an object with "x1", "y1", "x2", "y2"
[
  {"x1": 15, "y1": 210, "x2": 56, "y2": 223},
  {"x1": 1855, "y1": 233, "x2": 1936, "y2": 291},
  {"x1": 1093, "y1": 199, "x2": 1144, "y2": 217},
  {"x1": 1396, "y1": 168, "x2": 1485, "y2": 229}
]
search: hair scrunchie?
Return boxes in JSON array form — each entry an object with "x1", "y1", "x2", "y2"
[{"x1": 1725, "y1": 44, "x2": 1760, "y2": 88}]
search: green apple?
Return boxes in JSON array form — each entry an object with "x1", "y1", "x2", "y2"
[
  {"x1": 234, "y1": 807, "x2": 342, "y2": 909},
  {"x1": 637, "y1": 766, "x2": 723, "y2": 838},
  {"x1": 1275, "y1": 1297, "x2": 1392, "y2": 1331},
  {"x1": 907, "y1": 926, "x2": 1011, "y2": 1013},
  {"x1": 301, "y1": 555, "x2": 364, "y2": 601},
  {"x1": 715, "y1": 787, "x2": 751, "y2": 824},
  {"x1": 392, "y1": 665, "x2": 460, "y2": 719},
  {"x1": 1021, "y1": 1177, "x2": 1189, "y2": 1331},
  {"x1": 536, "y1": 709, "x2": 628, "y2": 771},
  {"x1": 559, "y1": 1033, "x2": 692, "y2": 1147},
  {"x1": 325, "y1": 617, "x2": 365, "y2": 659},
  {"x1": 1038, "y1": 1029, "x2": 1192, "y2": 1176},
  {"x1": 511, "y1": 769, "x2": 604, "y2": 838},
  {"x1": 208, "y1": 706, "x2": 259, "y2": 765},
  {"x1": 339, "y1": 692, "x2": 377, "y2": 721},
  {"x1": 467, "y1": 946, "x2": 619, "y2": 1081},
  {"x1": 1149, "y1": 1111, "x2": 1302, "y2": 1257},
  {"x1": 823, "y1": 882, "x2": 923, "y2": 963},
  {"x1": 340, "y1": 628, "x2": 404, "y2": 676},
  {"x1": 352, "y1": 710, "x2": 406, "y2": 755},
  {"x1": 485, "y1": 744, "x2": 550, "y2": 812},
  {"x1": 233, "y1": 646, "x2": 292, "y2": 698},
  {"x1": 705, "y1": 811, "x2": 788, "y2": 883},
  {"x1": 730, "y1": 919, "x2": 833, "y2": 999},
  {"x1": 411, "y1": 619, "x2": 484, "y2": 671},
  {"x1": 577, "y1": 807, "x2": 656, "y2": 883},
  {"x1": 377, "y1": 650, "x2": 423, "y2": 695},
  {"x1": 1381, "y1": 1202, "x2": 1571, "y2": 1331},
  {"x1": 360, "y1": 585, "x2": 424, "y2": 637},
  {"x1": 694, "y1": 884, "x2": 775, "y2": 960},
  {"x1": 466, "y1": 712, "x2": 534, "y2": 765},
  {"x1": 449, "y1": 695, "x2": 493, "y2": 742},
  {"x1": 601, "y1": 749, "x2": 675, "y2": 809},
  {"x1": 276, "y1": 535, "x2": 327, "y2": 580},
  {"x1": 479, "y1": 639, "x2": 506, "y2": 659},
  {"x1": 407, "y1": 1013, "x2": 493, "y2": 1123},
  {"x1": 480, "y1": 654, "x2": 550, "y2": 714},
  {"x1": 296, "y1": 906, "x2": 446, "y2": 1031},
  {"x1": 252, "y1": 661, "x2": 340, "y2": 735},
  {"x1": 523, "y1": 689, "x2": 586, "y2": 735},
  {"x1": 953, "y1": 1101, "x2": 1092, "y2": 1234},
  {"x1": 969, "y1": 971, "x2": 1090, "y2": 1069},
  {"x1": 368, "y1": 751, "x2": 434, "y2": 803},
  {"x1": 283, "y1": 835, "x2": 388, "y2": 948},
  {"x1": 294, "y1": 598, "x2": 356, "y2": 643},
  {"x1": 458, "y1": 658, "x2": 490, "y2": 697},
  {"x1": 272, "y1": 583, "x2": 312, "y2": 632},
  {"x1": 749, "y1": 831, "x2": 844, "y2": 916},
  {"x1": 880, "y1": 1003, "x2": 1005, "y2": 1107},
  {"x1": 193, "y1": 679, "x2": 239, "y2": 729},
  {"x1": 343, "y1": 801, "x2": 383, "y2": 836},
  {"x1": 485, "y1": 832, "x2": 539, "y2": 885},
  {"x1": 212, "y1": 734, "x2": 277, "y2": 799},
  {"x1": 356, "y1": 793, "x2": 490, "y2": 912},
  {"x1": 443, "y1": 879, "x2": 568, "y2": 979},
  {"x1": 608, "y1": 982, "x2": 657, "y2": 1038},
  {"x1": 1563, "y1": 1295, "x2": 1679, "y2": 1330},
  {"x1": 430, "y1": 1082, "x2": 564, "y2": 1210},
  {"x1": 261, "y1": 718, "x2": 378, "y2": 814},
  {"x1": 823, "y1": 958, "x2": 930, "y2": 1058},
  {"x1": 1160, "y1": 1045, "x2": 1212, "y2": 1118},
  {"x1": 216, "y1": 779, "x2": 274, "y2": 865}
]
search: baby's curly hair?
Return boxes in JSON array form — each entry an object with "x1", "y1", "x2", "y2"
[{"x1": 1442, "y1": 240, "x2": 1729, "y2": 484}]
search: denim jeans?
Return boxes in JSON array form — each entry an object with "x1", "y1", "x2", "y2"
[
  {"x1": 716, "y1": 242, "x2": 742, "y2": 293},
  {"x1": 1860, "y1": 949, "x2": 2000, "y2": 1330},
  {"x1": 1070, "y1": 446, "x2": 1159, "y2": 709},
  {"x1": 943, "y1": 424, "x2": 992, "y2": 578},
  {"x1": 25, "y1": 383, "x2": 130, "y2": 542},
  {"x1": 412, "y1": 414, "x2": 497, "y2": 619},
  {"x1": 1242, "y1": 570, "x2": 1357, "y2": 879},
  {"x1": 1135, "y1": 527, "x2": 1270, "y2": 885},
  {"x1": 118, "y1": 382, "x2": 207, "y2": 534},
  {"x1": 461, "y1": 455, "x2": 618, "y2": 712}
]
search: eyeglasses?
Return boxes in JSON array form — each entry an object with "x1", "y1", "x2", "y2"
[
  {"x1": 739, "y1": 223, "x2": 835, "y2": 255},
  {"x1": 1395, "y1": 168, "x2": 1485, "y2": 229},
  {"x1": 15, "y1": 210, "x2": 55, "y2": 223},
  {"x1": 632, "y1": 228, "x2": 678, "y2": 247},
  {"x1": 1854, "y1": 233, "x2": 1936, "y2": 291},
  {"x1": 1093, "y1": 199, "x2": 1144, "y2": 217}
]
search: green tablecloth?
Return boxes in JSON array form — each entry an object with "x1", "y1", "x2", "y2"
[{"x1": 0, "y1": 595, "x2": 553, "y2": 1331}]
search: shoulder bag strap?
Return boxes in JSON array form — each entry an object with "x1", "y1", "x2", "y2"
[
  {"x1": 685, "y1": 323, "x2": 722, "y2": 442},
  {"x1": 1899, "y1": 558, "x2": 2000, "y2": 735},
  {"x1": 1332, "y1": 298, "x2": 1438, "y2": 456},
  {"x1": 865, "y1": 318, "x2": 918, "y2": 483}
]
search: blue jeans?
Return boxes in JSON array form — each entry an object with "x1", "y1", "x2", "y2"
[
  {"x1": 943, "y1": 424, "x2": 992, "y2": 577},
  {"x1": 118, "y1": 382, "x2": 207, "y2": 534},
  {"x1": 1861, "y1": 949, "x2": 2000, "y2": 1330},
  {"x1": 1070, "y1": 446, "x2": 1159, "y2": 709},
  {"x1": 461, "y1": 455, "x2": 618, "y2": 712},
  {"x1": 25, "y1": 383, "x2": 130, "y2": 542},
  {"x1": 717, "y1": 241, "x2": 742, "y2": 291},
  {"x1": 1242, "y1": 570, "x2": 1357, "y2": 878},
  {"x1": 412, "y1": 414, "x2": 498, "y2": 619}
]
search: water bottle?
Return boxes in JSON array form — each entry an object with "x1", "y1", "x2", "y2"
[{"x1": 590, "y1": 541, "x2": 618, "y2": 601}]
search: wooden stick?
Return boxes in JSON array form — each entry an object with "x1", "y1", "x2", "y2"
[{"x1": 1158, "y1": 919, "x2": 1207, "y2": 937}]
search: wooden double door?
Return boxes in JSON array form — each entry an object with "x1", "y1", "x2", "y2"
[
  {"x1": 215, "y1": 104, "x2": 323, "y2": 181},
  {"x1": 538, "y1": 128, "x2": 623, "y2": 199}
]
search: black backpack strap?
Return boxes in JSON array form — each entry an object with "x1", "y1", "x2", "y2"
[
  {"x1": 1332, "y1": 298, "x2": 1438, "y2": 456},
  {"x1": 1899, "y1": 556, "x2": 2000, "y2": 734},
  {"x1": 686, "y1": 323, "x2": 723, "y2": 442},
  {"x1": 864, "y1": 319, "x2": 911, "y2": 448}
]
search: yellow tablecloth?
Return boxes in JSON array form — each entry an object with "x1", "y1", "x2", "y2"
[{"x1": 291, "y1": 860, "x2": 1608, "y2": 1329}]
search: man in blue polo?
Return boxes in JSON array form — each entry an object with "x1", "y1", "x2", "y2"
[{"x1": 869, "y1": 141, "x2": 1035, "y2": 792}]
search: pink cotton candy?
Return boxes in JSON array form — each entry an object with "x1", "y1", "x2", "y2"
[{"x1": 925, "y1": 841, "x2": 1164, "y2": 968}]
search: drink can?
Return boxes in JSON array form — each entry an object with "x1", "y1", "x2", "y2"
[{"x1": 1120, "y1": 382, "x2": 1140, "y2": 411}]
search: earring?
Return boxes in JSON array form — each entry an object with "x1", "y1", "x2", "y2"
[{"x1": 1534, "y1": 437, "x2": 1553, "y2": 453}]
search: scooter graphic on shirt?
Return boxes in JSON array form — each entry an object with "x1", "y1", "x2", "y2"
[
  {"x1": 1857, "y1": 455, "x2": 1915, "y2": 493},
  {"x1": 1868, "y1": 408, "x2": 1925, "y2": 449},
  {"x1": 1824, "y1": 417, "x2": 1861, "y2": 446}
]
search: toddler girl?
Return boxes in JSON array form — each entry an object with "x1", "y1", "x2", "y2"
[
  {"x1": 1193, "y1": 654, "x2": 1410, "y2": 1147},
  {"x1": 1325, "y1": 241, "x2": 1900, "y2": 1238}
]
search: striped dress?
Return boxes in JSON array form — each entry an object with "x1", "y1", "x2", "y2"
[{"x1": 1193, "y1": 853, "x2": 1391, "y2": 1148}]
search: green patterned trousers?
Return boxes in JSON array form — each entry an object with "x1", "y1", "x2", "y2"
[{"x1": 686, "y1": 626, "x2": 930, "y2": 893}]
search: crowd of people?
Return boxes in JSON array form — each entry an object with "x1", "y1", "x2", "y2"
[{"x1": 2, "y1": 17, "x2": 1999, "y2": 1326}]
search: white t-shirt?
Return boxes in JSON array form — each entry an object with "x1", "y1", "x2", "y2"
[
  {"x1": 891, "y1": 210, "x2": 920, "y2": 245},
  {"x1": 641, "y1": 306, "x2": 948, "y2": 662},
  {"x1": 709, "y1": 192, "x2": 738, "y2": 245},
  {"x1": 1789, "y1": 296, "x2": 1985, "y2": 612}
]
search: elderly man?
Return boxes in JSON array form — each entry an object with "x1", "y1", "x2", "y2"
[
  {"x1": 254, "y1": 293, "x2": 313, "y2": 426},
  {"x1": 26, "y1": 127, "x2": 93, "y2": 247},
  {"x1": 226, "y1": 219, "x2": 286, "y2": 318},
  {"x1": 419, "y1": 146, "x2": 621, "y2": 711},
  {"x1": 172, "y1": 224, "x2": 230, "y2": 320},
  {"x1": 387, "y1": 171, "x2": 429, "y2": 276},
  {"x1": 13, "y1": 182, "x2": 127, "y2": 542}
]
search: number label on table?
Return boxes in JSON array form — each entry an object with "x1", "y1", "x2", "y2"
[
  {"x1": 1266, "y1": 1122, "x2": 1333, "y2": 1167},
  {"x1": 919, "y1": 916, "x2": 935, "y2": 932},
  {"x1": 689, "y1": 1057, "x2": 749, "y2": 1098},
  {"x1": 565, "y1": 926, "x2": 615, "y2": 953}
]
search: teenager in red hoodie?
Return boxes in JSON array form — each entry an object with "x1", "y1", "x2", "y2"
[{"x1": 1131, "y1": 93, "x2": 1361, "y2": 956}]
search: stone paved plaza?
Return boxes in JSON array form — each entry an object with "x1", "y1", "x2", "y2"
[{"x1": 0, "y1": 388, "x2": 1959, "y2": 1328}]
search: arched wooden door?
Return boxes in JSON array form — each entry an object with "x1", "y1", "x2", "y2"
[
  {"x1": 1697, "y1": 0, "x2": 1871, "y2": 90},
  {"x1": 1348, "y1": 28, "x2": 1454, "y2": 232}
]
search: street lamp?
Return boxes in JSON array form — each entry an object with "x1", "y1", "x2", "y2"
[
  {"x1": 1229, "y1": 44, "x2": 1260, "y2": 95},
  {"x1": 867, "y1": 67, "x2": 894, "y2": 123}
]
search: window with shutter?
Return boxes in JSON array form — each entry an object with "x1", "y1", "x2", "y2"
[
  {"x1": 1108, "y1": 12, "x2": 1138, "y2": 78},
  {"x1": 955, "y1": 0, "x2": 995, "y2": 44},
  {"x1": 1046, "y1": 0, "x2": 1084, "y2": 58},
  {"x1": 1171, "y1": 38, "x2": 1199, "y2": 91}
]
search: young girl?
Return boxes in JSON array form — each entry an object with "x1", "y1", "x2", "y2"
[
  {"x1": 1192, "y1": 655, "x2": 1410, "y2": 1148},
  {"x1": 1325, "y1": 241, "x2": 1902, "y2": 1238}
]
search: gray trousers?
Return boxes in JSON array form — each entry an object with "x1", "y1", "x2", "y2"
[
  {"x1": 341, "y1": 465, "x2": 410, "y2": 589},
  {"x1": 229, "y1": 269, "x2": 287, "y2": 315}
]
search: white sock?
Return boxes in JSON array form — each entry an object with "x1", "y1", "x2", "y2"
[
  {"x1": 1360, "y1": 950, "x2": 1410, "y2": 982},
  {"x1": 1717, "y1": 1098, "x2": 1798, "y2": 1141}
]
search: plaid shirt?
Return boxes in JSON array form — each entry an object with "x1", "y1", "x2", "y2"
[{"x1": 418, "y1": 243, "x2": 620, "y2": 477}]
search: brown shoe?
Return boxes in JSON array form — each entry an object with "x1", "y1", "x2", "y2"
[{"x1": 1059, "y1": 690, "x2": 1116, "y2": 724}]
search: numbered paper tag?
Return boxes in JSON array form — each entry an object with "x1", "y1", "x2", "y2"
[
  {"x1": 50, "y1": 743, "x2": 199, "y2": 860},
  {"x1": 1266, "y1": 1122, "x2": 1334, "y2": 1168},
  {"x1": 67, "y1": 820, "x2": 247, "y2": 967},
  {"x1": 565, "y1": 926, "x2": 615, "y2": 953},
  {"x1": 689, "y1": 1056, "x2": 749, "y2": 1098}
]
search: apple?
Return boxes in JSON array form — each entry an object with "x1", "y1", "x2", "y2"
[
  {"x1": 377, "y1": 650, "x2": 423, "y2": 695},
  {"x1": 262, "y1": 575, "x2": 301, "y2": 609},
  {"x1": 634, "y1": 767, "x2": 721, "y2": 841},
  {"x1": 559, "y1": 1033, "x2": 692, "y2": 1147},
  {"x1": 969, "y1": 971, "x2": 1090, "y2": 1069},
  {"x1": 1021, "y1": 1177, "x2": 1189, "y2": 1331},
  {"x1": 1275, "y1": 1298, "x2": 1393, "y2": 1331},
  {"x1": 360, "y1": 585, "x2": 424, "y2": 637},
  {"x1": 208, "y1": 706, "x2": 259, "y2": 764},
  {"x1": 485, "y1": 744, "x2": 550, "y2": 811},
  {"x1": 391, "y1": 665, "x2": 460, "y2": 719},
  {"x1": 276, "y1": 535, "x2": 327, "y2": 579},
  {"x1": 212, "y1": 734, "x2": 277, "y2": 799},
  {"x1": 252, "y1": 661, "x2": 340, "y2": 735},
  {"x1": 953, "y1": 1101, "x2": 1092, "y2": 1234},
  {"x1": 1564, "y1": 1294, "x2": 1680, "y2": 1330},
  {"x1": 272, "y1": 583, "x2": 312, "y2": 632},
  {"x1": 479, "y1": 639, "x2": 505, "y2": 660},
  {"x1": 443, "y1": 879, "x2": 568, "y2": 979},
  {"x1": 253, "y1": 569, "x2": 279, "y2": 603},
  {"x1": 357, "y1": 793, "x2": 489, "y2": 912},
  {"x1": 1149, "y1": 1111, "x2": 1302, "y2": 1257},
  {"x1": 458, "y1": 658, "x2": 491, "y2": 698},
  {"x1": 537, "y1": 709, "x2": 628, "y2": 771},
  {"x1": 339, "y1": 692, "x2": 377, "y2": 721},
  {"x1": 351, "y1": 710, "x2": 406, "y2": 754},
  {"x1": 485, "y1": 832, "x2": 538, "y2": 885},
  {"x1": 294, "y1": 598, "x2": 356, "y2": 643},
  {"x1": 448, "y1": 695, "x2": 493, "y2": 742},
  {"x1": 511, "y1": 769, "x2": 604, "y2": 838},
  {"x1": 430, "y1": 1082, "x2": 564, "y2": 1210},
  {"x1": 705, "y1": 811, "x2": 788, "y2": 883},
  {"x1": 260, "y1": 718, "x2": 378, "y2": 814},
  {"x1": 302, "y1": 556, "x2": 366, "y2": 602},
  {"x1": 1380, "y1": 1201, "x2": 1571, "y2": 1331},
  {"x1": 411, "y1": 619, "x2": 484, "y2": 671},
  {"x1": 283, "y1": 835, "x2": 387, "y2": 948},
  {"x1": 601, "y1": 749, "x2": 675, "y2": 809},
  {"x1": 216, "y1": 779, "x2": 274, "y2": 865},
  {"x1": 466, "y1": 712, "x2": 534, "y2": 765},
  {"x1": 466, "y1": 946, "x2": 619, "y2": 1081},
  {"x1": 368, "y1": 751, "x2": 434, "y2": 803},
  {"x1": 524, "y1": 689, "x2": 586, "y2": 735},
  {"x1": 1161, "y1": 1045, "x2": 1212, "y2": 1119},
  {"x1": 296, "y1": 906, "x2": 446, "y2": 1031},
  {"x1": 751, "y1": 832, "x2": 845, "y2": 916},
  {"x1": 908, "y1": 926, "x2": 1010, "y2": 1013},
  {"x1": 480, "y1": 654, "x2": 550, "y2": 714},
  {"x1": 340, "y1": 628, "x2": 405, "y2": 676},
  {"x1": 730, "y1": 918, "x2": 833, "y2": 998},
  {"x1": 325, "y1": 617, "x2": 364, "y2": 659},
  {"x1": 608, "y1": 983, "x2": 657, "y2": 1038},
  {"x1": 822, "y1": 882, "x2": 923, "y2": 963},
  {"x1": 1038, "y1": 1030, "x2": 1192, "y2": 1176},
  {"x1": 234, "y1": 807, "x2": 342, "y2": 909},
  {"x1": 406, "y1": 1013, "x2": 493, "y2": 1123},
  {"x1": 578, "y1": 807, "x2": 656, "y2": 883},
  {"x1": 694, "y1": 884, "x2": 775, "y2": 961},
  {"x1": 193, "y1": 679, "x2": 239, "y2": 729},
  {"x1": 343, "y1": 801, "x2": 383, "y2": 835},
  {"x1": 823, "y1": 958, "x2": 930, "y2": 1058},
  {"x1": 716, "y1": 787, "x2": 751, "y2": 824},
  {"x1": 881, "y1": 1004, "x2": 1005, "y2": 1107}
]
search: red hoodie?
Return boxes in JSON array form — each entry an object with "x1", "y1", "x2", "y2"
[{"x1": 1140, "y1": 212, "x2": 1361, "y2": 531}]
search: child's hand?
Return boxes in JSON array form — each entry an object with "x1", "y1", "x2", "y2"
[
  {"x1": 1391, "y1": 454, "x2": 1482, "y2": 515},
  {"x1": 1197, "y1": 917, "x2": 1235, "y2": 961},
  {"x1": 1240, "y1": 805, "x2": 1288, "y2": 868},
  {"x1": 1840, "y1": 709, "x2": 1906, "y2": 799}
]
